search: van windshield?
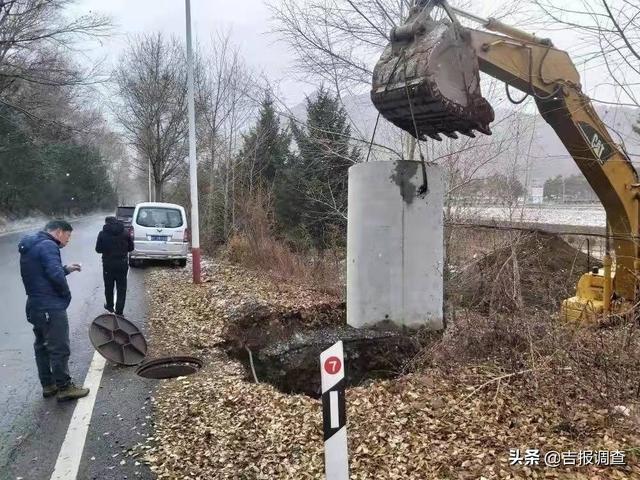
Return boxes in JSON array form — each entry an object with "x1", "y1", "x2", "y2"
[{"x1": 136, "y1": 207, "x2": 183, "y2": 228}]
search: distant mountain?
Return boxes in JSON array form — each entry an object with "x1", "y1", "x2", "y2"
[
  {"x1": 289, "y1": 91, "x2": 640, "y2": 183},
  {"x1": 524, "y1": 103, "x2": 640, "y2": 182}
]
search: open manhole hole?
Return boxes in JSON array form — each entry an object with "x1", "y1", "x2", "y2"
[
  {"x1": 89, "y1": 314, "x2": 202, "y2": 379},
  {"x1": 136, "y1": 356, "x2": 203, "y2": 379}
]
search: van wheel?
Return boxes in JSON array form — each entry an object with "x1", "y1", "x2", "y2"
[{"x1": 178, "y1": 259, "x2": 187, "y2": 268}]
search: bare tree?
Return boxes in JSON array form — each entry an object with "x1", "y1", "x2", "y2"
[
  {"x1": 530, "y1": 0, "x2": 639, "y2": 109},
  {"x1": 269, "y1": 0, "x2": 395, "y2": 88},
  {"x1": 225, "y1": 83, "x2": 262, "y2": 235},
  {"x1": 198, "y1": 31, "x2": 257, "y2": 234},
  {"x1": 271, "y1": 1, "x2": 532, "y2": 198},
  {"x1": 113, "y1": 33, "x2": 190, "y2": 202},
  {"x1": 0, "y1": 1, "x2": 111, "y2": 100}
]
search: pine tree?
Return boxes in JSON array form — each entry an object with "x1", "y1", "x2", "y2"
[
  {"x1": 286, "y1": 87, "x2": 361, "y2": 248},
  {"x1": 0, "y1": 105, "x2": 115, "y2": 215},
  {"x1": 237, "y1": 91, "x2": 291, "y2": 191}
]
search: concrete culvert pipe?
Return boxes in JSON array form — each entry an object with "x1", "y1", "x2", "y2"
[{"x1": 347, "y1": 161, "x2": 444, "y2": 331}]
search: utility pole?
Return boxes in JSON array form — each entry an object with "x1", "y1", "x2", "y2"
[{"x1": 185, "y1": 0, "x2": 201, "y2": 283}]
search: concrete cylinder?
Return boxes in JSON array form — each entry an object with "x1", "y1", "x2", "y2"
[{"x1": 347, "y1": 161, "x2": 444, "y2": 330}]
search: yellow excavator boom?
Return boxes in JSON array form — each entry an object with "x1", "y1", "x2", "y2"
[{"x1": 371, "y1": 1, "x2": 640, "y2": 322}]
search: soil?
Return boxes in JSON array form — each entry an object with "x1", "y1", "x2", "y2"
[
  {"x1": 221, "y1": 300, "x2": 429, "y2": 397},
  {"x1": 448, "y1": 229, "x2": 601, "y2": 312}
]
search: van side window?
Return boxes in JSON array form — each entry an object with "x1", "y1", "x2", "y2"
[{"x1": 136, "y1": 208, "x2": 183, "y2": 228}]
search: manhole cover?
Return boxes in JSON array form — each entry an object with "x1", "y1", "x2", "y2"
[
  {"x1": 89, "y1": 314, "x2": 148, "y2": 366},
  {"x1": 135, "y1": 356, "x2": 203, "y2": 379}
]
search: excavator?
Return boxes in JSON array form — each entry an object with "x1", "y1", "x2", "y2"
[{"x1": 370, "y1": 0, "x2": 640, "y2": 322}]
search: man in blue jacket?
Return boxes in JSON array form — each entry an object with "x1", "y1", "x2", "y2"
[{"x1": 19, "y1": 220, "x2": 89, "y2": 402}]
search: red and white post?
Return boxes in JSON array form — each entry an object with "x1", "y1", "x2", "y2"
[
  {"x1": 320, "y1": 341, "x2": 349, "y2": 479},
  {"x1": 185, "y1": 0, "x2": 201, "y2": 283}
]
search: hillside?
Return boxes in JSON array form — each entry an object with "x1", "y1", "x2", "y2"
[{"x1": 291, "y1": 92, "x2": 640, "y2": 184}]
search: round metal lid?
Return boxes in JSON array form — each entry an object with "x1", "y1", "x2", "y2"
[
  {"x1": 89, "y1": 314, "x2": 148, "y2": 366},
  {"x1": 135, "y1": 356, "x2": 203, "y2": 379}
]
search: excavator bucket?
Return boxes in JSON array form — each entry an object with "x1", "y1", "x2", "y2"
[{"x1": 371, "y1": 9, "x2": 494, "y2": 140}]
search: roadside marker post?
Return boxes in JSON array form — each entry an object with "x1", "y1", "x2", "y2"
[{"x1": 320, "y1": 341, "x2": 349, "y2": 480}]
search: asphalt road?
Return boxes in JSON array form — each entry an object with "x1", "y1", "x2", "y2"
[{"x1": 0, "y1": 216, "x2": 155, "y2": 480}]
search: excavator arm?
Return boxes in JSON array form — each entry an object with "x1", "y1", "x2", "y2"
[{"x1": 371, "y1": 2, "x2": 640, "y2": 320}]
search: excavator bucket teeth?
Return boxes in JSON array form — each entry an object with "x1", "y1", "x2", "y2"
[{"x1": 371, "y1": 13, "x2": 494, "y2": 140}]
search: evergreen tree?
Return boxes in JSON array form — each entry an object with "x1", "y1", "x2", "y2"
[
  {"x1": 285, "y1": 87, "x2": 361, "y2": 248},
  {"x1": 0, "y1": 105, "x2": 115, "y2": 216},
  {"x1": 237, "y1": 91, "x2": 291, "y2": 189}
]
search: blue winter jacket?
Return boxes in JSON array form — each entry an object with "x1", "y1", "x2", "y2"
[{"x1": 19, "y1": 231, "x2": 71, "y2": 311}]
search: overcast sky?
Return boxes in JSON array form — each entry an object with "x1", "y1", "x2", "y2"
[
  {"x1": 70, "y1": 0, "x2": 634, "y2": 110},
  {"x1": 72, "y1": 0, "x2": 313, "y2": 106}
]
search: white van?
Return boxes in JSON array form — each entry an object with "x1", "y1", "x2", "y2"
[{"x1": 129, "y1": 202, "x2": 189, "y2": 267}]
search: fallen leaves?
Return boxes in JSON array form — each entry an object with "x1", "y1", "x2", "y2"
[{"x1": 135, "y1": 259, "x2": 640, "y2": 479}]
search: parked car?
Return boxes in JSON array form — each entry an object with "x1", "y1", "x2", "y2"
[
  {"x1": 116, "y1": 205, "x2": 135, "y2": 236},
  {"x1": 116, "y1": 205, "x2": 135, "y2": 226},
  {"x1": 129, "y1": 202, "x2": 190, "y2": 267}
]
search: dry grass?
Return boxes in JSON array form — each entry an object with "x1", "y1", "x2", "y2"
[
  {"x1": 411, "y1": 309, "x2": 640, "y2": 418},
  {"x1": 439, "y1": 227, "x2": 640, "y2": 415},
  {"x1": 221, "y1": 190, "x2": 344, "y2": 297},
  {"x1": 132, "y1": 216, "x2": 640, "y2": 478}
]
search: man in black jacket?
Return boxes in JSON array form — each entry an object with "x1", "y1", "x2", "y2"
[{"x1": 96, "y1": 216, "x2": 134, "y2": 315}]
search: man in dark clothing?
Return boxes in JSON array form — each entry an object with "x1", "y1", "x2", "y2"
[
  {"x1": 19, "y1": 220, "x2": 90, "y2": 401},
  {"x1": 95, "y1": 216, "x2": 134, "y2": 315}
]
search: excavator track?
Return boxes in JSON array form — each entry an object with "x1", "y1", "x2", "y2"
[{"x1": 371, "y1": 14, "x2": 494, "y2": 140}]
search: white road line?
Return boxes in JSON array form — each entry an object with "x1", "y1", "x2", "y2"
[{"x1": 49, "y1": 351, "x2": 106, "y2": 480}]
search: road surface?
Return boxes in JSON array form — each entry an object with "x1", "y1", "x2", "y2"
[{"x1": 0, "y1": 216, "x2": 155, "y2": 480}]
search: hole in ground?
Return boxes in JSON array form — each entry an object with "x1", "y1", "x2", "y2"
[{"x1": 221, "y1": 300, "x2": 436, "y2": 398}]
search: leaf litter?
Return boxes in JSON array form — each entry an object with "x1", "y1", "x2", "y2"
[{"x1": 133, "y1": 259, "x2": 640, "y2": 479}]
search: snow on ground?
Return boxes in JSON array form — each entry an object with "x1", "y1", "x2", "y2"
[
  {"x1": 0, "y1": 211, "x2": 112, "y2": 235},
  {"x1": 460, "y1": 204, "x2": 606, "y2": 227},
  {"x1": 0, "y1": 215, "x2": 52, "y2": 235}
]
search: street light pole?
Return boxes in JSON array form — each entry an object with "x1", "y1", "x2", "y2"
[{"x1": 185, "y1": 0, "x2": 201, "y2": 283}]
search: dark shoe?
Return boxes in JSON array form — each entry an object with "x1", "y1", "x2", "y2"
[
  {"x1": 42, "y1": 385, "x2": 58, "y2": 398},
  {"x1": 57, "y1": 383, "x2": 90, "y2": 402},
  {"x1": 104, "y1": 304, "x2": 114, "y2": 313},
  {"x1": 115, "y1": 310, "x2": 123, "y2": 316}
]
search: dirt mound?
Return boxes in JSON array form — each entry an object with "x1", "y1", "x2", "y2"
[
  {"x1": 222, "y1": 299, "x2": 346, "y2": 351},
  {"x1": 449, "y1": 229, "x2": 600, "y2": 312}
]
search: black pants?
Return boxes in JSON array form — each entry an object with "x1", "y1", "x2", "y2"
[
  {"x1": 103, "y1": 265, "x2": 128, "y2": 315},
  {"x1": 26, "y1": 307, "x2": 71, "y2": 388}
]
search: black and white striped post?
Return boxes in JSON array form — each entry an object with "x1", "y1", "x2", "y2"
[{"x1": 320, "y1": 341, "x2": 349, "y2": 479}]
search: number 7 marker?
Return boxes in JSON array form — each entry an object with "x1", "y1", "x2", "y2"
[{"x1": 320, "y1": 341, "x2": 348, "y2": 480}]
